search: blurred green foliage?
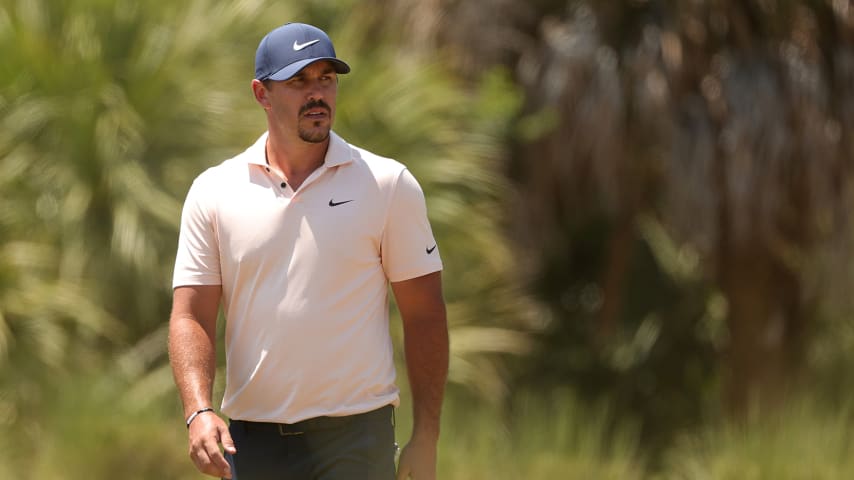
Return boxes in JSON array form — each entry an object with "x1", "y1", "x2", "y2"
[{"x1": 657, "y1": 397, "x2": 854, "y2": 480}]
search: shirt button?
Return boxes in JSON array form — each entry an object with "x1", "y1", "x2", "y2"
[
  {"x1": 266, "y1": 167, "x2": 270, "y2": 172},
  {"x1": 280, "y1": 182, "x2": 287, "y2": 188}
]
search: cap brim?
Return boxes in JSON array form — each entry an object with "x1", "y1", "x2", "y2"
[{"x1": 264, "y1": 58, "x2": 350, "y2": 81}]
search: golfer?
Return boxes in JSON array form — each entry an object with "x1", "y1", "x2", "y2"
[{"x1": 168, "y1": 22, "x2": 448, "y2": 480}]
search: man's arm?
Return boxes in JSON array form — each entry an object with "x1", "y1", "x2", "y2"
[
  {"x1": 168, "y1": 284, "x2": 236, "y2": 479},
  {"x1": 391, "y1": 271, "x2": 448, "y2": 480}
]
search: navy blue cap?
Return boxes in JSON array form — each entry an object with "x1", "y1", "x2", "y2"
[{"x1": 254, "y1": 23, "x2": 350, "y2": 81}]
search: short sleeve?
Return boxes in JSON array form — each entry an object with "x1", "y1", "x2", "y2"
[
  {"x1": 172, "y1": 177, "x2": 222, "y2": 288},
  {"x1": 381, "y1": 168, "x2": 443, "y2": 282}
]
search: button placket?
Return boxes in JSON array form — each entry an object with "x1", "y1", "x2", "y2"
[{"x1": 261, "y1": 165, "x2": 292, "y2": 199}]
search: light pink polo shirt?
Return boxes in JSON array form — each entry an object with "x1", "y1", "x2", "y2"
[{"x1": 173, "y1": 131, "x2": 442, "y2": 423}]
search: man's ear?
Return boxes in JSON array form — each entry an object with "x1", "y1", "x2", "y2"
[{"x1": 251, "y1": 79, "x2": 272, "y2": 110}]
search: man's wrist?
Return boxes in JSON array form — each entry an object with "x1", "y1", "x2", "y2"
[
  {"x1": 185, "y1": 407, "x2": 215, "y2": 428},
  {"x1": 410, "y1": 424, "x2": 441, "y2": 443}
]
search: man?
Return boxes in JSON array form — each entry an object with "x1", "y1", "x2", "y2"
[{"x1": 168, "y1": 22, "x2": 448, "y2": 480}]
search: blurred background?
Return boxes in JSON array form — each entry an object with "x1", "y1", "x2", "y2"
[{"x1": 2, "y1": 0, "x2": 854, "y2": 478}]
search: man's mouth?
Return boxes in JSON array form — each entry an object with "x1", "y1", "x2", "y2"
[
  {"x1": 300, "y1": 100, "x2": 331, "y2": 119},
  {"x1": 303, "y1": 109, "x2": 328, "y2": 119}
]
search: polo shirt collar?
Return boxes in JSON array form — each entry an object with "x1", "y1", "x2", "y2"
[
  {"x1": 324, "y1": 132, "x2": 354, "y2": 168},
  {"x1": 243, "y1": 131, "x2": 355, "y2": 168}
]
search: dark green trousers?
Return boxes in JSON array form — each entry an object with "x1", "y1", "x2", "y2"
[{"x1": 224, "y1": 405, "x2": 396, "y2": 480}]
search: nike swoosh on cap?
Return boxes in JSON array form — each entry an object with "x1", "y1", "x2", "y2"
[
  {"x1": 426, "y1": 245, "x2": 437, "y2": 254},
  {"x1": 293, "y1": 39, "x2": 320, "y2": 51}
]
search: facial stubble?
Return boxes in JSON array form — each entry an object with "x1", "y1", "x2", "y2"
[
  {"x1": 298, "y1": 120, "x2": 330, "y2": 143},
  {"x1": 298, "y1": 99, "x2": 332, "y2": 143}
]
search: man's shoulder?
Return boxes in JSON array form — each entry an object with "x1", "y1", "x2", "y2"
[
  {"x1": 339, "y1": 137, "x2": 407, "y2": 181},
  {"x1": 186, "y1": 163, "x2": 232, "y2": 196},
  {"x1": 191, "y1": 148, "x2": 257, "y2": 188}
]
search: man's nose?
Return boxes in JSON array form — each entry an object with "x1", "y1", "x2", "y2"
[{"x1": 305, "y1": 80, "x2": 325, "y2": 101}]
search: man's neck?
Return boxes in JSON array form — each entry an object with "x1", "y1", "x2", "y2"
[{"x1": 265, "y1": 130, "x2": 330, "y2": 191}]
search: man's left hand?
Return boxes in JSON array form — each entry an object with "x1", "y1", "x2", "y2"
[{"x1": 396, "y1": 434, "x2": 438, "y2": 480}]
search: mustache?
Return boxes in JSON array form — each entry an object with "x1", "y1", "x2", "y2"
[{"x1": 299, "y1": 100, "x2": 331, "y2": 115}]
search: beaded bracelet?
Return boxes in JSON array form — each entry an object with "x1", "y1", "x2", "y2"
[{"x1": 185, "y1": 407, "x2": 215, "y2": 428}]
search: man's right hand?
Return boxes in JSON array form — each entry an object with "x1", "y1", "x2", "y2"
[{"x1": 188, "y1": 411, "x2": 237, "y2": 478}]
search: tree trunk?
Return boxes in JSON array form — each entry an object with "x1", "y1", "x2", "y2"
[
  {"x1": 720, "y1": 243, "x2": 804, "y2": 417},
  {"x1": 597, "y1": 211, "x2": 635, "y2": 341}
]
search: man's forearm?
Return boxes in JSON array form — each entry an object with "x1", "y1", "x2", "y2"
[
  {"x1": 169, "y1": 314, "x2": 217, "y2": 418},
  {"x1": 169, "y1": 285, "x2": 221, "y2": 418},
  {"x1": 403, "y1": 309, "x2": 449, "y2": 439}
]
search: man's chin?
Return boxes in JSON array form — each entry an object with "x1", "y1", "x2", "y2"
[{"x1": 298, "y1": 127, "x2": 331, "y2": 144}]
